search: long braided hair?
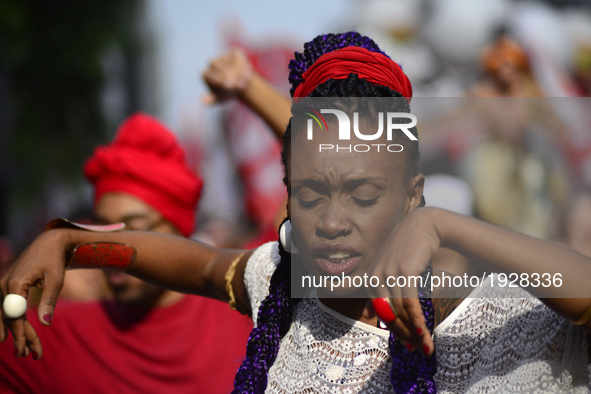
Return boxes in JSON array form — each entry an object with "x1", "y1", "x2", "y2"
[{"x1": 233, "y1": 32, "x2": 436, "y2": 393}]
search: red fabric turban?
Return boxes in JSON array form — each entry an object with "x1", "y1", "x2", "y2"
[
  {"x1": 84, "y1": 113, "x2": 203, "y2": 237},
  {"x1": 293, "y1": 46, "x2": 412, "y2": 101}
]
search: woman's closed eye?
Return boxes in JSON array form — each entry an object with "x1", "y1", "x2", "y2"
[
  {"x1": 295, "y1": 187, "x2": 325, "y2": 210},
  {"x1": 350, "y1": 184, "x2": 382, "y2": 208},
  {"x1": 352, "y1": 196, "x2": 379, "y2": 207}
]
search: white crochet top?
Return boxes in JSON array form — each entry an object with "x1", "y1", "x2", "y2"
[{"x1": 244, "y1": 242, "x2": 590, "y2": 393}]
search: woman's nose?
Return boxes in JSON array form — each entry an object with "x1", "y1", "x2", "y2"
[{"x1": 316, "y1": 200, "x2": 349, "y2": 239}]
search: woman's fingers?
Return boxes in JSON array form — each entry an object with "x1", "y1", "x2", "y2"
[
  {"x1": 0, "y1": 272, "x2": 23, "y2": 343},
  {"x1": 398, "y1": 297, "x2": 433, "y2": 356},
  {"x1": 0, "y1": 229, "x2": 67, "y2": 358},
  {"x1": 1, "y1": 260, "x2": 63, "y2": 357},
  {"x1": 9, "y1": 318, "x2": 26, "y2": 356},
  {"x1": 1, "y1": 275, "x2": 32, "y2": 356},
  {"x1": 9, "y1": 318, "x2": 42, "y2": 359},
  {"x1": 373, "y1": 297, "x2": 434, "y2": 356},
  {"x1": 24, "y1": 320, "x2": 42, "y2": 360},
  {"x1": 36, "y1": 270, "x2": 63, "y2": 327}
]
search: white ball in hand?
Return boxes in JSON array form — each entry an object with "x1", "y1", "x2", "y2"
[{"x1": 3, "y1": 294, "x2": 27, "y2": 319}]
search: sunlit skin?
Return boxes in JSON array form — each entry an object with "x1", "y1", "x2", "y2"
[
  {"x1": 93, "y1": 192, "x2": 184, "y2": 309},
  {"x1": 288, "y1": 120, "x2": 423, "y2": 325}
]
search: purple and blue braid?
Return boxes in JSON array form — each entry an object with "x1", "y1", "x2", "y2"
[
  {"x1": 232, "y1": 239, "x2": 299, "y2": 394},
  {"x1": 389, "y1": 283, "x2": 437, "y2": 393}
]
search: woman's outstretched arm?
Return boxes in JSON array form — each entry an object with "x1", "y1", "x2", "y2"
[
  {"x1": 0, "y1": 227, "x2": 253, "y2": 358},
  {"x1": 374, "y1": 207, "x2": 591, "y2": 355}
]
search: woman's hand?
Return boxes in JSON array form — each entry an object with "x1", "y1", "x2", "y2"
[
  {"x1": 370, "y1": 207, "x2": 442, "y2": 357},
  {"x1": 0, "y1": 229, "x2": 69, "y2": 359},
  {"x1": 201, "y1": 48, "x2": 291, "y2": 140},
  {"x1": 202, "y1": 48, "x2": 254, "y2": 105}
]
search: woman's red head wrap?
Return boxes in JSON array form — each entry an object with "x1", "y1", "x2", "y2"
[
  {"x1": 84, "y1": 113, "x2": 203, "y2": 237},
  {"x1": 292, "y1": 46, "x2": 412, "y2": 100}
]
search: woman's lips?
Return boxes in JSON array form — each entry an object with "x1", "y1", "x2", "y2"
[
  {"x1": 316, "y1": 255, "x2": 361, "y2": 275},
  {"x1": 312, "y1": 243, "x2": 362, "y2": 275}
]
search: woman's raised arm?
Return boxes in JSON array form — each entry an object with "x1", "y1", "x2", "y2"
[{"x1": 202, "y1": 48, "x2": 292, "y2": 140}]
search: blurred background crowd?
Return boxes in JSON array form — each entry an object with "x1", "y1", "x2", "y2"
[{"x1": 1, "y1": 0, "x2": 591, "y2": 301}]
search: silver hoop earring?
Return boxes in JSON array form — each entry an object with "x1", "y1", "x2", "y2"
[{"x1": 279, "y1": 220, "x2": 299, "y2": 254}]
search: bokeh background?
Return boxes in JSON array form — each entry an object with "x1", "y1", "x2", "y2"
[{"x1": 2, "y1": 0, "x2": 591, "y2": 272}]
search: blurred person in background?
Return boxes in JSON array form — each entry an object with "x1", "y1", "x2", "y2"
[
  {"x1": 470, "y1": 29, "x2": 542, "y2": 98},
  {"x1": 460, "y1": 29, "x2": 571, "y2": 240},
  {"x1": 0, "y1": 113, "x2": 252, "y2": 393}
]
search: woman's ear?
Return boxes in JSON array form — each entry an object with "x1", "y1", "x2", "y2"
[{"x1": 407, "y1": 174, "x2": 425, "y2": 213}]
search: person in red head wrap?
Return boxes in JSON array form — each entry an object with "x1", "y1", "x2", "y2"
[
  {"x1": 85, "y1": 112, "x2": 203, "y2": 237},
  {"x1": 0, "y1": 113, "x2": 252, "y2": 394}
]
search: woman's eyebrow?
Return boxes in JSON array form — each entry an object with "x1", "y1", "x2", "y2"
[
  {"x1": 343, "y1": 177, "x2": 387, "y2": 189},
  {"x1": 345, "y1": 176, "x2": 386, "y2": 185},
  {"x1": 290, "y1": 177, "x2": 387, "y2": 191}
]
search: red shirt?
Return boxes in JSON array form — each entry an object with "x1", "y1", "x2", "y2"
[{"x1": 0, "y1": 296, "x2": 252, "y2": 393}]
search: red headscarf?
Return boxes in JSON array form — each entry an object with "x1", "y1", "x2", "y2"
[
  {"x1": 293, "y1": 46, "x2": 412, "y2": 100},
  {"x1": 84, "y1": 113, "x2": 203, "y2": 237}
]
